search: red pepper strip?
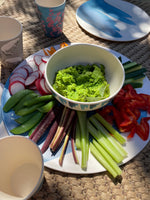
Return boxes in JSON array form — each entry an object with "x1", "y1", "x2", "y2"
[
  {"x1": 113, "y1": 89, "x2": 125, "y2": 105},
  {"x1": 98, "y1": 105, "x2": 114, "y2": 124},
  {"x1": 111, "y1": 106, "x2": 123, "y2": 129},
  {"x1": 129, "y1": 95, "x2": 147, "y2": 110},
  {"x1": 140, "y1": 94, "x2": 150, "y2": 113},
  {"x1": 124, "y1": 84, "x2": 137, "y2": 99},
  {"x1": 127, "y1": 126, "x2": 136, "y2": 139},
  {"x1": 98, "y1": 105, "x2": 123, "y2": 127},
  {"x1": 132, "y1": 108, "x2": 141, "y2": 120},
  {"x1": 136, "y1": 117, "x2": 150, "y2": 141},
  {"x1": 119, "y1": 114, "x2": 136, "y2": 133}
]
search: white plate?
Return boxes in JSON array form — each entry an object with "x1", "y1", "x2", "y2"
[
  {"x1": 76, "y1": 0, "x2": 150, "y2": 41},
  {"x1": 1, "y1": 43, "x2": 150, "y2": 174}
]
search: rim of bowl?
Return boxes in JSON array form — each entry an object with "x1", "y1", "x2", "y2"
[
  {"x1": 0, "y1": 16, "x2": 22, "y2": 42},
  {"x1": 45, "y1": 43, "x2": 125, "y2": 106}
]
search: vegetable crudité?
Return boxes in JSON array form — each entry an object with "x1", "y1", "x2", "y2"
[{"x1": 2, "y1": 53, "x2": 150, "y2": 181}]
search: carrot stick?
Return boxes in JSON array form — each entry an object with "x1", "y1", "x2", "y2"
[
  {"x1": 30, "y1": 106, "x2": 60, "y2": 143},
  {"x1": 59, "y1": 126, "x2": 72, "y2": 166},
  {"x1": 50, "y1": 107, "x2": 70, "y2": 150},
  {"x1": 41, "y1": 113, "x2": 61, "y2": 154},
  {"x1": 41, "y1": 120, "x2": 59, "y2": 154},
  {"x1": 51, "y1": 110, "x2": 76, "y2": 152},
  {"x1": 71, "y1": 118, "x2": 79, "y2": 164}
]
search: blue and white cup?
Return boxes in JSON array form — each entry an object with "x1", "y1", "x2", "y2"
[{"x1": 35, "y1": 0, "x2": 66, "y2": 38}]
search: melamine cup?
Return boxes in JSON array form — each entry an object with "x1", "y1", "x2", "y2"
[
  {"x1": 35, "y1": 0, "x2": 66, "y2": 38},
  {"x1": 0, "y1": 16, "x2": 23, "y2": 68},
  {"x1": 0, "y1": 136, "x2": 44, "y2": 200}
]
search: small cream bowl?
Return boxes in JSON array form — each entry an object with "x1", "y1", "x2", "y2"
[
  {"x1": 45, "y1": 43, "x2": 125, "y2": 111},
  {"x1": 0, "y1": 136, "x2": 44, "y2": 200}
]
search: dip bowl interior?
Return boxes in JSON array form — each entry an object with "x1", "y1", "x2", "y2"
[{"x1": 45, "y1": 43, "x2": 125, "y2": 111}]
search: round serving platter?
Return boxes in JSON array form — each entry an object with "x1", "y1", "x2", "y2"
[
  {"x1": 1, "y1": 43, "x2": 150, "y2": 174},
  {"x1": 76, "y1": 0, "x2": 150, "y2": 42}
]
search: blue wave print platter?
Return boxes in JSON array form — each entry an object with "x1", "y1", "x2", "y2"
[{"x1": 76, "y1": 0, "x2": 150, "y2": 41}]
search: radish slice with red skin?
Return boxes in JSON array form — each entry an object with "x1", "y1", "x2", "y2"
[
  {"x1": 44, "y1": 79, "x2": 52, "y2": 94},
  {"x1": 9, "y1": 81, "x2": 25, "y2": 95},
  {"x1": 9, "y1": 76, "x2": 25, "y2": 85},
  {"x1": 41, "y1": 56, "x2": 49, "y2": 63},
  {"x1": 27, "y1": 59, "x2": 38, "y2": 71},
  {"x1": 35, "y1": 78, "x2": 50, "y2": 95},
  {"x1": 39, "y1": 78, "x2": 51, "y2": 94},
  {"x1": 38, "y1": 62, "x2": 46, "y2": 75},
  {"x1": 30, "y1": 70, "x2": 41, "y2": 79},
  {"x1": 35, "y1": 79, "x2": 42, "y2": 95},
  {"x1": 34, "y1": 55, "x2": 42, "y2": 67},
  {"x1": 28, "y1": 83, "x2": 37, "y2": 90},
  {"x1": 9, "y1": 73, "x2": 26, "y2": 82},
  {"x1": 25, "y1": 75, "x2": 38, "y2": 86},
  {"x1": 21, "y1": 64, "x2": 33, "y2": 74},
  {"x1": 38, "y1": 70, "x2": 43, "y2": 78},
  {"x1": 13, "y1": 67, "x2": 29, "y2": 79}
]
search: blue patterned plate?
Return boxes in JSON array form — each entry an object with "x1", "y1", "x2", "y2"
[{"x1": 76, "y1": 0, "x2": 150, "y2": 41}]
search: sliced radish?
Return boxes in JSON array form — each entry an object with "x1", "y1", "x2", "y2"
[
  {"x1": 35, "y1": 79, "x2": 42, "y2": 94},
  {"x1": 38, "y1": 70, "x2": 43, "y2": 78},
  {"x1": 13, "y1": 67, "x2": 29, "y2": 79},
  {"x1": 27, "y1": 59, "x2": 38, "y2": 71},
  {"x1": 38, "y1": 62, "x2": 46, "y2": 75},
  {"x1": 10, "y1": 73, "x2": 26, "y2": 81},
  {"x1": 41, "y1": 56, "x2": 49, "y2": 63},
  {"x1": 44, "y1": 80, "x2": 52, "y2": 93},
  {"x1": 30, "y1": 70, "x2": 41, "y2": 79},
  {"x1": 34, "y1": 55, "x2": 42, "y2": 67},
  {"x1": 39, "y1": 78, "x2": 50, "y2": 95},
  {"x1": 35, "y1": 78, "x2": 50, "y2": 95},
  {"x1": 28, "y1": 84, "x2": 37, "y2": 90},
  {"x1": 9, "y1": 81, "x2": 25, "y2": 95},
  {"x1": 25, "y1": 75, "x2": 37, "y2": 86},
  {"x1": 21, "y1": 64, "x2": 33, "y2": 74},
  {"x1": 9, "y1": 76, "x2": 25, "y2": 85}
]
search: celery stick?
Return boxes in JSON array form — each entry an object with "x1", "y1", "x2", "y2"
[
  {"x1": 94, "y1": 113, "x2": 126, "y2": 144},
  {"x1": 88, "y1": 121, "x2": 123, "y2": 163},
  {"x1": 92, "y1": 139, "x2": 122, "y2": 176},
  {"x1": 89, "y1": 116, "x2": 128, "y2": 158},
  {"x1": 90, "y1": 142, "x2": 118, "y2": 178},
  {"x1": 77, "y1": 111, "x2": 89, "y2": 170},
  {"x1": 75, "y1": 120, "x2": 81, "y2": 150}
]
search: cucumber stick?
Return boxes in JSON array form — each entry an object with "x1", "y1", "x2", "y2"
[{"x1": 122, "y1": 59, "x2": 147, "y2": 88}]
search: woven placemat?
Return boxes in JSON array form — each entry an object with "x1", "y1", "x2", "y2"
[{"x1": 0, "y1": 0, "x2": 150, "y2": 200}]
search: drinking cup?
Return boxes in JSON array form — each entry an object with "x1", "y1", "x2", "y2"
[
  {"x1": 0, "y1": 136, "x2": 44, "y2": 200},
  {"x1": 0, "y1": 16, "x2": 23, "y2": 68},
  {"x1": 35, "y1": 0, "x2": 66, "y2": 38}
]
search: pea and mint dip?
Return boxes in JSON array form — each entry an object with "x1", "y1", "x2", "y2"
[{"x1": 53, "y1": 64, "x2": 110, "y2": 102}]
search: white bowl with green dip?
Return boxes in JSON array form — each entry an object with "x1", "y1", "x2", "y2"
[{"x1": 45, "y1": 43, "x2": 125, "y2": 111}]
